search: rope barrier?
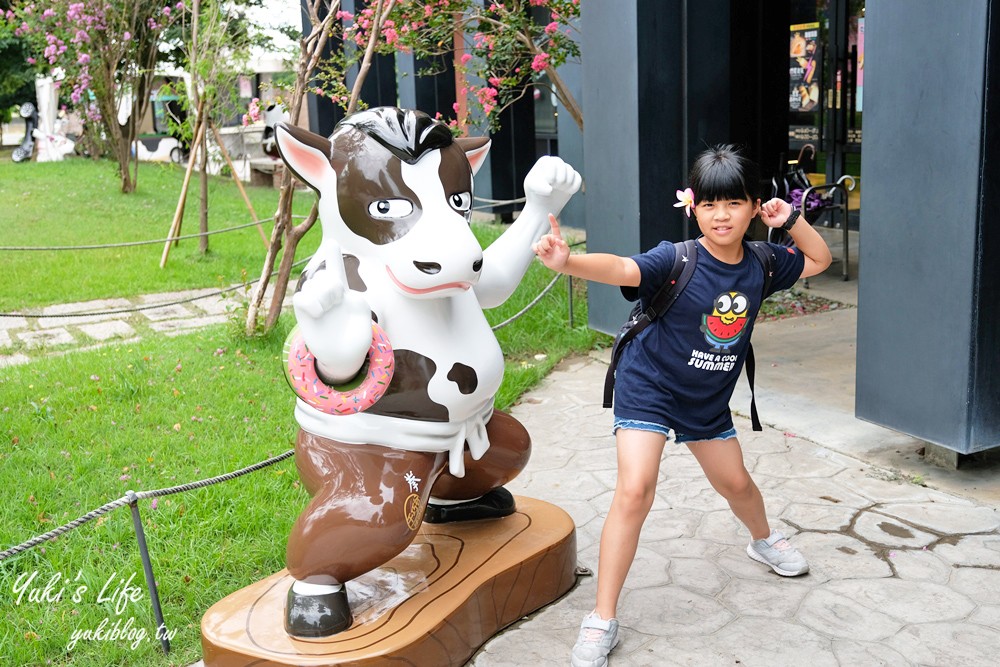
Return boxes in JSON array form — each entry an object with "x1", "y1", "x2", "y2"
[
  {"x1": 491, "y1": 273, "x2": 563, "y2": 331},
  {"x1": 0, "y1": 449, "x2": 294, "y2": 563},
  {"x1": 0, "y1": 255, "x2": 313, "y2": 319},
  {"x1": 473, "y1": 195, "x2": 527, "y2": 205},
  {"x1": 0, "y1": 214, "x2": 309, "y2": 252},
  {"x1": 0, "y1": 219, "x2": 273, "y2": 252}
]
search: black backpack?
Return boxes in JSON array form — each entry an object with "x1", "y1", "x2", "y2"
[{"x1": 603, "y1": 239, "x2": 776, "y2": 432}]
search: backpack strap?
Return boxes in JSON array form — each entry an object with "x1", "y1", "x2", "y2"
[
  {"x1": 742, "y1": 241, "x2": 777, "y2": 431},
  {"x1": 603, "y1": 239, "x2": 698, "y2": 408}
]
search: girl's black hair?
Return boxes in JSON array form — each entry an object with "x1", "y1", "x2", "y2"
[{"x1": 688, "y1": 144, "x2": 761, "y2": 204}]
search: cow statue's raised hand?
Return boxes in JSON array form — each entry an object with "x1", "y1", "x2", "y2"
[{"x1": 274, "y1": 107, "x2": 581, "y2": 638}]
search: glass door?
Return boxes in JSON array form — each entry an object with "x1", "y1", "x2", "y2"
[{"x1": 788, "y1": 0, "x2": 864, "y2": 229}]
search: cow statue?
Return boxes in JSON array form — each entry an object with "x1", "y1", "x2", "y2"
[{"x1": 274, "y1": 107, "x2": 581, "y2": 638}]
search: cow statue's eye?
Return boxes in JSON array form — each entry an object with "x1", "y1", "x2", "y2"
[
  {"x1": 368, "y1": 198, "x2": 414, "y2": 218},
  {"x1": 449, "y1": 192, "x2": 472, "y2": 213}
]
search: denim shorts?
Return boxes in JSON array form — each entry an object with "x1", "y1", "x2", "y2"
[{"x1": 612, "y1": 417, "x2": 738, "y2": 443}]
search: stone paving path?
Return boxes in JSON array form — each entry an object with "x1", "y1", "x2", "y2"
[
  {"x1": 10, "y1": 277, "x2": 1000, "y2": 666},
  {"x1": 0, "y1": 287, "x2": 271, "y2": 368},
  {"x1": 469, "y1": 355, "x2": 1000, "y2": 667}
]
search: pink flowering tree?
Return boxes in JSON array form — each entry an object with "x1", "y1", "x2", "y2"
[
  {"x1": 246, "y1": 0, "x2": 581, "y2": 333},
  {"x1": 246, "y1": 0, "x2": 399, "y2": 333},
  {"x1": 341, "y1": 0, "x2": 582, "y2": 132},
  {"x1": 7, "y1": 1, "x2": 182, "y2": 192}
]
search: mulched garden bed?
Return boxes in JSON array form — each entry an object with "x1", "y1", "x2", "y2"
[{"x1": 757, "y1": 287, "x2": 853, "y2": 322}]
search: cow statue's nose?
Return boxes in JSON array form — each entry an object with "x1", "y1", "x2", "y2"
[
  {"x1": 413, "y1": 261, "x2": 441, "y2": 275},
  {"x1": 472, "y1": 258, "x2": 483, "y2": 272}
]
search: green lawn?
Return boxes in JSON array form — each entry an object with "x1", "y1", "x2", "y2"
[
  {"x1": 0, "y1": 157, "x2": 316, "y2": 311},
  {"x1": 0, "y1": 157, "x2": 602, "y2": 665}
]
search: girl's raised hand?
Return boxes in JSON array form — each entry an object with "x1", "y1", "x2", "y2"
[
  {"x1": 760, "y1": 197, "x2": 793, "y2": 228},
  {"x1": 532, "y1": 213, "x2": 571, "y2": 271}
]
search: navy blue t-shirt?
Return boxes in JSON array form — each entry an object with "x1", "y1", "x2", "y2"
[{"x1": 614, "y1": 239, "x2": 804, "y2": 438}]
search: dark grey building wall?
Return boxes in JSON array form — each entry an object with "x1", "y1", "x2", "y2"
[
  {"x1": 582, "y1": 1, "x2": 644, "y2": 333},
  {"x1": 555, "y1": 33, "x2": 585, "y2": 232},
  {"x1": 856, "y1": 0, "x2": 1000, "y2": 453},
  {"x1": 582, "y1": 0, "x2": 787, "y2": 334}
]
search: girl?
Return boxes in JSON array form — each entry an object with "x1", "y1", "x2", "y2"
[{"x1": 532, "y1": 145, "x2": 832, "y2": 667}]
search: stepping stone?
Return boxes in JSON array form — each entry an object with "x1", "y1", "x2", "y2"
[
  {"x1": 141, "y1": 304, "x2": 194, "y2": 321},
  {"x1": 0, "y1": 316, "x2": 28, "y2": 330},
  {"x1": 17, "y1": 328, "x2": 75, "y2": 348},
  {"x1": 149, "y1": 315, "x2": 228, "y2": 334},
  {"x1": 78, "y1": 320, "x2": 136, "y2": 341}
]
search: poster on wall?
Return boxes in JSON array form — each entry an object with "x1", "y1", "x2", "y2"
[
  {"x1": 790, "y1": 22, "x2": 821, "y2": 113},
  {"x1": 856, "y1": 17, "x2": 865, "y2": 112}
]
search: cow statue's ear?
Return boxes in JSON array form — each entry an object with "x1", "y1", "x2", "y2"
[
  {"x1": 455, "y1": 137, "x2": 491, "y2": 176},
  {"x1": 274, "y1": 122, "x2": 336, "y2": 193}
]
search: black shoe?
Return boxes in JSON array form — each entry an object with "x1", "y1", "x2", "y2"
[
  {"x1": 284, "y1": 584, "x2": 352, "y2": 638},
  {"x1": 423, "y1": 486, "x2": 516, "y2": 524}
]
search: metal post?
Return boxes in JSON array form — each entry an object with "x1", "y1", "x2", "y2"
[
  {"x1": 567, "y1": 274, "x2": 575, "y2": 328},
  {"x1": 126, "y1": 491, "x2": 170, "y2": 654}
]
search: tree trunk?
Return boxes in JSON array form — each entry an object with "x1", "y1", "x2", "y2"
[
  {"x1": 199, "y1": 133, "x2": 209, "y2": 254},
  {"x1": 116, "y1": 133, "x2": 136, "y2": 193},
  {"x1": 545, "y1": 64, "x2": 584, "y2": 133},
  {"x1": 244, "y1": 0, "x2": 343, "y2": 335},
  {"x1": 244, "y1": 174, "x2": 293, "y2": 335},
  {"x1": 264, "y1": 205, "x2": 319, "y2": 330}
]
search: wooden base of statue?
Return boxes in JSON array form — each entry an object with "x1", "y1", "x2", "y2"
[{"x1": 200, "y1": 496, "x2": 577, "y2": 666}]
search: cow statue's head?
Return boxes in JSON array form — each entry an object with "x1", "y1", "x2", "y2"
[{"x1": 274, "y1": 107, "x2": 492, "y2": 300}]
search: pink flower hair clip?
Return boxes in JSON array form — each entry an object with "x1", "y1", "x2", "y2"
[{"x1": 674, "y1": 188, "x2": 695, "y2": 217}]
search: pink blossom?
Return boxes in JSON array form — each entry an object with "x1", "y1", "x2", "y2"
[
  {"x1": 335, "y1": 10, "x2": 353, "y2": 21},
  {"x1": 78, "y1": 52, "x2": 90, "y2": 65},
  {"x1": 42, "y1": 8, "x2": 55, "y2": 19},
  {"x1": 544, "y1": 21, "x2": 558, "y2": 35},
  {"x1": 488, "y1": 76, "x2": 502, "y2": 87},
  {"x1": 531, "y1": 52, "x2": 550, "y2": 72},
  {"x1": 176, "y1": 1, "x2": 185, "y2": 9},
  {"x1": 151, "y1": 498, "x2": 158, "y2": 510},
  {"x1": 241, "y1": 113, "x2": 250, "y2": 126},
  {"x1": 483, "y1": 103, "x2": 495, "y2": 115},
  {"x1": 452, "y1": 102, "x2": 460, "y2": 114},
  {"x1": 26, "y1": 56, "x2": 36, "y2": 65},
  {"x1": 460, "y1": 53, "x2": 472, "y2": 64},
  {"x1": 246, "y1": 97, "x2": 262, "y2": 123},
  {"x1": 529, "y1": 0, "x2": 547, "y2": 6},
  {"x1": 424, "y1": 4, "x2": 433, "y2": 18},
  {"x1": 123, "y1": 31, "x2": 131, "y2": 40},
  {"x1": 163, "y1": 6, "x2": 171, "y2": 16}
]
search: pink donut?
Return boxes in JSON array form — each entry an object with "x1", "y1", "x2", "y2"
[{"x1": 282, "y1": 323, "x2": 394, "y2": 415}]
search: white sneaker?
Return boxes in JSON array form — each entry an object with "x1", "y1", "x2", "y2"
[
  {"x1": 747, "y1": 529, "x2": 809, "y2": 576},
  {"x1": 571, "y1": 611, "x2": 619, "y2": 667}
]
